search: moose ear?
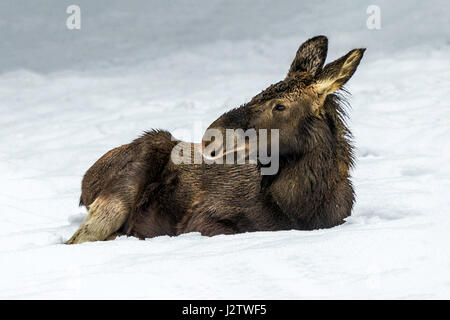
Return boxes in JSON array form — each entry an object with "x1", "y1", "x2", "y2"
[
  {"x1": 287, "y1": 35, "x2": 328, "y2": 77},
  {"x1": 314, "y1": 48, "x2": 365, "y2": 96}
]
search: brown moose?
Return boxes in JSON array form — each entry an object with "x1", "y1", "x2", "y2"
[{"x1": 66, "y1": 36, "x2": 365, "y2": 244}]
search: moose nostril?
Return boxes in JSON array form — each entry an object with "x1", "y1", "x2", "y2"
[{"x1": 210, "y1": 150, "x2": 216, "y2": 157}]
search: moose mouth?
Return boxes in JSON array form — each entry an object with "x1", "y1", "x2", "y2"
[{"x1": 201, "y1": 139, "x2": 252, "y2": 162}]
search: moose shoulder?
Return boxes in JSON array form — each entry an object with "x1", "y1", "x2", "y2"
[{"x1": 66, "y1": 36, "x2": 365, "y2": 244}]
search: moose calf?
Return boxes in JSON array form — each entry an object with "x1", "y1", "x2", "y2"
[{"x1": 66, "y1": 36, "x2": 365, "y2": 244}]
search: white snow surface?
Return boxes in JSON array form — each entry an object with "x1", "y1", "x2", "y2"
[{"x1": 0, "y1": 0, "x2": 449, "y2": 299}]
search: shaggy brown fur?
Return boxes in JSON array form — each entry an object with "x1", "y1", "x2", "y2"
[{"x1": 66, "y1": 36, "x2": 365, "y2": 244}]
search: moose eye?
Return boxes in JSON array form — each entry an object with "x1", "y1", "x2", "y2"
[{"x1": 273, "y1": 104, "x2": 286, "y2": 111}]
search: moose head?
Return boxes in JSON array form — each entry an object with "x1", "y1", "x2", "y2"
[{"x1": 202, "y1": 36, "x2": 365, "y2": 175}]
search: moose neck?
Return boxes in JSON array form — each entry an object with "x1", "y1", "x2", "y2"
[{"x1": 264, "y1": 146, "x2": 354, "y2": 230}]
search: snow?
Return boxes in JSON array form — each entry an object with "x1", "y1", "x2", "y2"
[{"x1": 0, "y1": 0, "x2": 449, "y2": 299}]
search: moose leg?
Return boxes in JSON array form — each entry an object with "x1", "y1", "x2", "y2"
[
  {"x1": 67, "y1": 145, "x2": 144, "y2": 244},
  {"x1": 65, "y1": 195, "x2": 128, "y2": 244},
  {"x1": 66, "y1": 130, "x2": 177, "y2": 244},
  {"x1": 66, "y1": 164, "x2": 149, "y2": 245},
  {"x1": 79, "y1": 142, "x2": 141, "y2": 209}
]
